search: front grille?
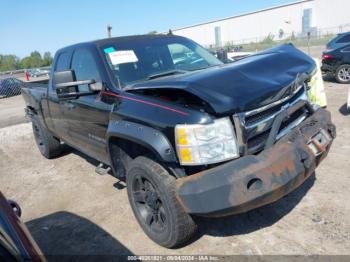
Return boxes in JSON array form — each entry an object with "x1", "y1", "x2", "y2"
[
  {"x1": 245, "y1": 105, "x2": 281, "y2": 126},
  {"x1": 245, "y1": 87, "x2": 305, "y2": 127},
  {"x1": 234, "y1": 84, "x2": 311, "y2": 155},
  {"x1": 247, "y1": 130, "x2": 270, "y2": 152},
  {"x1": 279, "y1": 107, "x2": 307, "y2": 131}
]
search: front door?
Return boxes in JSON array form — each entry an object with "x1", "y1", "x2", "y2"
[{"x1": 62, "y1": 48, "x2": 111, "y2": 163}]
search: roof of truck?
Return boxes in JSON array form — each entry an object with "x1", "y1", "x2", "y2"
[
  {"x1": 93, "y1": 33, "x2": 179, "y2": 45},
  {"x1": 56, "y1": 34, "x2": 182, "y2": 54}
]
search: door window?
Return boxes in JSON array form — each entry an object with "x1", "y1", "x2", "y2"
[
  {"x1": 71, "y1": 49, "x2": 100, "y2": 92},
  {"x1": 342, "y1": 46, "x2": 350, "y2": 52},
  {"x1": 55, "y1": 52, "x2": 71, "y2": 71},
  {"x1": 336, "y1": 34, "x2": 350, "y2": 43}
]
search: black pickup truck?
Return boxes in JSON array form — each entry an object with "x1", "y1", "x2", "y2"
[{"x1": 21, "y1": 34, "x2": 336, "y2": 248}]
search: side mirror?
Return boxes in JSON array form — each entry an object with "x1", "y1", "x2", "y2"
[
  {"x1": 53, "y1": 70, "x2": 99, "y2": 100},
  {"x1": 53, "y1": 70, "x2": 75, "y2": 86},
  {"x1": 89, "y1": 82, "x2": 103, "y2": 91}
]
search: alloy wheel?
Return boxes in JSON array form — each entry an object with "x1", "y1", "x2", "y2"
[
  {"x1": 338, "y1": 67, "x2": 350, "y2": 81},
  {"x1": 131, "y1": 175, "x2": 167, "y2": 233}
]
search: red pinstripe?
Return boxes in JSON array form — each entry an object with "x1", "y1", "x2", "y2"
[{"x1": 101, "y1": 91, "x2": 189, "y2": 116}]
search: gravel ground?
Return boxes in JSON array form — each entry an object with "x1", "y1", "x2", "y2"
[
  {"x1": 0, "y1": 79, "x2": 350, "y2": 258},
  {"x1": 0, "y1": 95, "x2": 28, "y2": 128}
]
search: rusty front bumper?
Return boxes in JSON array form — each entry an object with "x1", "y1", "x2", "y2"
[{"x1": 176, "y1": 108, "x2": 336, "y2": 217}]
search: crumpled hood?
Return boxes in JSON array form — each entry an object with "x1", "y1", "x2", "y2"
[{"x1": 128, "y1": 44, "x2": 316, "y2": 114}]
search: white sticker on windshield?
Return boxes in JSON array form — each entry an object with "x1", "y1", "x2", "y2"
[{"x1": 108, "y1": 50, "x2": 138, "y2": 65}]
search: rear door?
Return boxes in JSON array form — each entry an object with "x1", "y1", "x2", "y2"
[{"x1": 341, "y1": 46, "x2": 350, "y2": 63}]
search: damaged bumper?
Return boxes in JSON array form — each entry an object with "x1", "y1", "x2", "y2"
[{"x1": 176, "y1": 108, "x2": 336, "y2": 217}]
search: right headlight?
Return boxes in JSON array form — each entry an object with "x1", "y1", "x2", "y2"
[{"x1": 175, "y1": 117, "x2": 239, "y2": 165}]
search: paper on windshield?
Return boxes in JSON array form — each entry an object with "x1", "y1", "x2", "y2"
[{"x1": 108, "y1": 50, "x2": 138, "y2": 65}]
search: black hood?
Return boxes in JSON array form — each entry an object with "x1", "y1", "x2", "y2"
[{"x1": 127, "y1": 44, "x2": 316, "y2": 114}]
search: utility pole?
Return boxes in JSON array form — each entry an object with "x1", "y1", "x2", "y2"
[
  {"x1": 107, "y1": 25, "x2": 112, "y2": 38},
  {"x1": 307, "y1": 31, "x2": 311, "y2": 55}
]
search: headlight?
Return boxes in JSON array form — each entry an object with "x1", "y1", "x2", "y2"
[{"x1": 175, "y1": 117, "x2": 239, "y2": 165}]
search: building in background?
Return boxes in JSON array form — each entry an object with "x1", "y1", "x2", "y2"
[{"x1": 172, "y1": 0, "x2": 350, "y2": 48}]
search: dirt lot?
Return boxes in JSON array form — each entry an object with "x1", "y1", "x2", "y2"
[
  {"x1": 0, "y1": 80, "x2": 350, "y2": 257},
  {"x1": 0, "y1": 95, "x2": 28, "y2": 128}
]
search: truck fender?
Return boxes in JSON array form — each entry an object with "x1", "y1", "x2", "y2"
[
  {"x1": 25, "y1": 104, "x2": 48, "y2": 128},
  {"x1": 106, "y1": 120, "x2": 177, "y2": 163}
]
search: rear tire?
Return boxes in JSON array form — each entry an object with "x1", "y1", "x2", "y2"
[
  {"x1": 126, "y1": 156, "x2": 197, "y2": 248},
  {"x1": 31, "y1": 115, "x2": 62, "y2": 159},
  {"x1": 335, "y1": 64, "x2": 350, "y2": 84}
]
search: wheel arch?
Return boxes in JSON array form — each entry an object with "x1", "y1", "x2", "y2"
[
  {"x1": 26, "y1": 105, "x2": 37, "y2": 115},
  {"x1": 107, "y1": 120, "x2": 178, "y2": 178}
]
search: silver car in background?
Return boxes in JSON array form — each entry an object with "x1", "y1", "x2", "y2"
[{"x1": 27, "y1": 68, "x2": 50, "y2": 78}]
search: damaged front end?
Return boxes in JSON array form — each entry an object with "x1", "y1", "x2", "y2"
[{"x1": 175, "y1": 108, "x2": 336, "y2": 217}]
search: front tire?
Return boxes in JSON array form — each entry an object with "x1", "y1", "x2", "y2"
[
  {"x1": 335, "y1": 64, "x2": 350, "y2": 84},
  {"x1": 31, "y1": 115, "x2": 62, "y2": 159},
  {"x1": 126, "y1": 156, "x2": 197, "y2": 248}
]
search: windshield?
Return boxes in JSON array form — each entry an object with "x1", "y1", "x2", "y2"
[{"x1": 100, "y1": 36, "x2": 223, "y2": 87}]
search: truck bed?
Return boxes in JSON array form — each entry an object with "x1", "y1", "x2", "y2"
[{"x1": 21, "y1": 83, "x2": 48, "y2": 112}]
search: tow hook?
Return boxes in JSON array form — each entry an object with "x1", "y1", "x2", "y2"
[{"x1": 307, "y1": 129, "x2": 332, "y2": 156}]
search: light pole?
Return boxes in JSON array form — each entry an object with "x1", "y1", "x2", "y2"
[
  {"x1": 284, "y1": 19, "x2": 292, "y2": 42},
  {"x1": 307, "y1": 31, "x2": 311, "y2": 55},
  {"x1": 107, "y1": 25, "x2": 112, "y2": 38}
]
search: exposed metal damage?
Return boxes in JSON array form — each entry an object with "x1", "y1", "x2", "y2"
[{"x1": 176, "y1": 108, "x2": 336, "y2": 217}]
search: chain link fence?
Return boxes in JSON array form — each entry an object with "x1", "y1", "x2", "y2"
[
  {"x1": 0, "y1": 78, "x2": 25, "y2": 99},
  {"x1": 208, "y1": 24, "x2": 350, "y2": 54},
  {"x1": 0, "y1": 67, "x2": 50, "y2": 100}
]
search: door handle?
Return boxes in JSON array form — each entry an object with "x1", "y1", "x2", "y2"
[{"x1": 64, "y1": 101, "x2": 76, "y2": 110}]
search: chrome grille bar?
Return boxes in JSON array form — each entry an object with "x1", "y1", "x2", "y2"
[{"x1": 244, "y1": 84, "x2": 305, "y2": 117}]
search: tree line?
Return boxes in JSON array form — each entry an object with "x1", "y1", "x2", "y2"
[{"x1": 0, "y1": 51, "x2": 53, "y2": 72}]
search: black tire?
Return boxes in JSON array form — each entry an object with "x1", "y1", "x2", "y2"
[
  {"x1": 31, "y1": 115, "x2": 62, "y2": 159},
  {"x1": 335, "y1": 64, "x2": 350, "y2": 84},
  {"x1": 126, "y1": 156, "x2": 197, "y2": 248}
]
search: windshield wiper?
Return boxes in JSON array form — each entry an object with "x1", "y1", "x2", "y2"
[
  {"x1": 147, "y1": 70, "x2": 187, "y2": 80},
  {"x1": 188, "y1": 64, "x2": 219, "y2": 72}
]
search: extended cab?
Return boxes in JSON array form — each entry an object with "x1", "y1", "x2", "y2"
[{"x1": 21, "y1": 35, "x2": 336, "y2": 248}]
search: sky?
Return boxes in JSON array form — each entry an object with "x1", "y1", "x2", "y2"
[{"x1": 0, "y1": 0, "x2": 295, "y2": 58}]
